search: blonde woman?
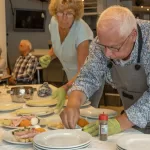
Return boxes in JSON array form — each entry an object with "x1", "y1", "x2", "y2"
[{"x1": 40, "y1": 0, "x2": 93, "y2": 112}]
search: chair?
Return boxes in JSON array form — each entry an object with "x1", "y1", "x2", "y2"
[{"x1": 36, "y1": 66, "x2": 43, "y2": 84}]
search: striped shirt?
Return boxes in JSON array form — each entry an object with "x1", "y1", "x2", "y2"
[{"x1": 12, "y1": 53, "x2": 38, "y2": 81}]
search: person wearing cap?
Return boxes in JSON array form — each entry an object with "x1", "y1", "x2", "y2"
[
  {"x1": 60, "y1": 5, "x2": 150, "y2": 136},
  {"x1": 39, "y1": 0, "x2": 102, "y2": 112}
]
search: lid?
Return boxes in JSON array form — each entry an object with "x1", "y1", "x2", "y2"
[{"x1": 99, "y1": 112, "x2": 108, "y2": 121}]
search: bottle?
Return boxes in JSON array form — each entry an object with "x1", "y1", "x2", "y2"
[{"x1": 99, "y1": 112, "x2": 108, "y2": 141}]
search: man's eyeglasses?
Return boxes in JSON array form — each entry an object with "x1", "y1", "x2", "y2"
[
  {"x1": 57, "y1": 11, "x2": 74, "y2": 18},
  {"x1": 95, "y1": 33, "x2": 131, "y2": 52}
]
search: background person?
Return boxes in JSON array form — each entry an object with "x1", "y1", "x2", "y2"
[
  {"x1": 60, "y1": 5, "x2": 150, "y2": 136},
  {"x1": 9, "y1": 40, "x2": 38, "y2": 85}
]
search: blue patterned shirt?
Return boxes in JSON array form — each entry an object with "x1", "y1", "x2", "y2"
[{"x1": 69, "y1": 19, "x2": 150, "y2": 128}]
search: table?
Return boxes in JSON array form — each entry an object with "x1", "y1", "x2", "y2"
[{"x1": 0, "y1": 84, "x2": 142, "y2": 150}]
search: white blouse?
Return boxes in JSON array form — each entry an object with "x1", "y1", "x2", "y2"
[{"x1": 49, "y1": 16, "x2": 93, "y2": 80}]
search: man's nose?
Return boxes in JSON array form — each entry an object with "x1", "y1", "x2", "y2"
[{"x1": 104, "y1": 47, "x2": 112, "y2": 58}]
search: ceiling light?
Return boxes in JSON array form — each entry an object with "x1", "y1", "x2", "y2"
[
  {"x1": 147, "y1": 9, "x2": 149, "y2": 11},
  {"x1": 141, "y1": 6, "x2": 143, "y2": 8}
]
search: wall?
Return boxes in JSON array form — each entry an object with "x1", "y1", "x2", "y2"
[
  {"x1": 0, "y1": 0, "x2": 7, "y2": 63},
  {"x1": 5, "y1": 0, "x2": 51, "y2": 70}
]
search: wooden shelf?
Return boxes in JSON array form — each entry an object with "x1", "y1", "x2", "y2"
[{"x1": 84, "y1": 12, "x2": 98, "y2": 16}]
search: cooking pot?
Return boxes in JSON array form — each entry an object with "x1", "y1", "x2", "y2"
[{"x1": 7, "y1": 86, "x2": 36, "y2": 103}]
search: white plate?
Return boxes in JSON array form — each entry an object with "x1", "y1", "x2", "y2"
[
  {"x1": 2, "y1": 125, "x2": 21, "y2": 129},
  {"x1": 3, "y1": 129, "x2": 32, "y2": 145},
  {"x1": 34, "y1": 129, "x2": 91, "y2": 148},
  {"x1": 64, "y1": 100, "x2": 91, "y2": 108},
  {"x1": 15, "y1": 107, "x2": 54, "y2": 116},
  {"x1": 33, "y1": 142, "x2": 90, "y2": 150},
  {"x1": 0, "y1": 103, "x2": 23, "y2": 112},
  {"x1": 26, "y1": 99, "x2": 57, "y2": 107},
  {"x1": 80, "y1": 107, "x2": 117, "y2": 119},
  {"x1": 117, "y1": 134, "x2": 150, "y2": 150}
]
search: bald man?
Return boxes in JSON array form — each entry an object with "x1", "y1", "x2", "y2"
[{"x1": 9, "y1": 40, "x2": 38, "y2": 85}]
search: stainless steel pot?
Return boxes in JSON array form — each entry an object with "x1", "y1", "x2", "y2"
[{"x1": 7, "y1": 86, "x2": 36, "y2": 103}]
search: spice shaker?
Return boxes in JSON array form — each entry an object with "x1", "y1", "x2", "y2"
[{"x1": 99, "y1": 112, "x2": 108, "y2": 141}]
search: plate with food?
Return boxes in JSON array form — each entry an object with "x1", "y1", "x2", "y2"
[
  {"x1": 47, "y1": 117, "x2": 88, "y2": 130},
  {"x1": 0, "y1": 116, "x2": 40, "y2": 129},
  {"x1": 26, "y1": 99, "x2": 57, "y2": 107},
  {"x1": 3, "y1": 127, "x2": 46, "y2": 145},
  {"x1": 15, "y1": 107, "x2": 54, "y2": 117},
  {"x1": 0, "y1": 103, "x2": 23, "y2": 112}
]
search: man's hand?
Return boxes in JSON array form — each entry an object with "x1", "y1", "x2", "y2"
[
  {"x1": 52, "y1": 87, "x2": 66, "y2": 113},
  {"x1": 83, "y1": 118, "x2": 122, "y2": 136},
  {"x1": 39, "y1": 55, "x2": 51, "y2": 68},
  {"x1": 60, "y1": 91, "x2": 86, "y2": 129},
  {"x1": 60, "y1": 106, "x2": 80, "y2": 129},
  {"x1": 8, "y1": 77, "x2": 16, "y2": 85}
]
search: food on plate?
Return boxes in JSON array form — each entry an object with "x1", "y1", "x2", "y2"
[
  {"x1": 48, "y1": 122, "x2": 64, "y2": 129},
  {"x1": 77, "y1": 118, "x2": 89, "y2": 127},
  {"x1": 12, "y1": 127, "x2": 46, "y2": 143},
  {"x1": 2, "y1": 119, "x2": 12, "y2": 126},
  {"x1": 31, "y1": 117, "x2": 39, "y2": 125},
  {"x1": 48, "y1": 118, "x2": 89, "y2": 129},
  {"x1": 0, "y1": 116, "x2": 39, "y2": 128},
  {"x1": 19, "y1": 119, "x2": 31, "y2": 127}
]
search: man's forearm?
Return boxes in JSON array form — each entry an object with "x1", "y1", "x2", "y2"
[
  {"x1": 116, "y1": 113, "x2": 134, "y2": 131},
  {"x1": 67, "y1": 91, "x2": 87, "y2": 108}
]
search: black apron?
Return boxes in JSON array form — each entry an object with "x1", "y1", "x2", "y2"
[{"x1": 108, "y1": 24, "x2": 150, "y2": 133}]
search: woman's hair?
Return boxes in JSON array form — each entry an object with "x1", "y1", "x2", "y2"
[
  {"x1": 97, "y1": 5, "x2": 137, "y2": 37},
  {"x1": 49, "y1": 0, "x2": 84, "y2": 20}
]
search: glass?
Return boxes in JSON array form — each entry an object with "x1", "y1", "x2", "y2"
[
  {"x1": 95, "y1": 33, "x2": 131, "y2": 52},
  {"x1": 57, "y1": 11, "x2": 74, "y2": 18}
]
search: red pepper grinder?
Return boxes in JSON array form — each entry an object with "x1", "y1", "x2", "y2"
[{"x1": 99, "y1": 112, "x2": 108, "y2": 141}]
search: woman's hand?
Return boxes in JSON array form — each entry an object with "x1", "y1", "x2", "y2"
[{"x1": 39, "y1": 55, "x2": 51, "y2": 68}]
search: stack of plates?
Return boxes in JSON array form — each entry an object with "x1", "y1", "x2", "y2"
[
  {"x1": 33, "y1": 129, "x2": 92, "y2": 150},
  {"x1": 26, "y1": 99, "x2": 57, "y2": 107},
  {"x1": 15, "y1": 107, "x2": 54, "y2": 116},
  {"x1": 116, "y1": 134, "x2": 150, "y2": 150}
]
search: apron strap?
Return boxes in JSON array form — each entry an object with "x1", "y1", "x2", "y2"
[{"x1": 137, "y1": 24, "x2": 143, "y2": 63}]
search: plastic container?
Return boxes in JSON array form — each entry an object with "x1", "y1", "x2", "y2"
[{"x1": 99, "y1": 113, "x2": 108, "y2": 141}]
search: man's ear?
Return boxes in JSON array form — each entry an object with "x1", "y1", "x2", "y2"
[{"x1": 132, "y1": 29, "x2": 137, "y2": 42}]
